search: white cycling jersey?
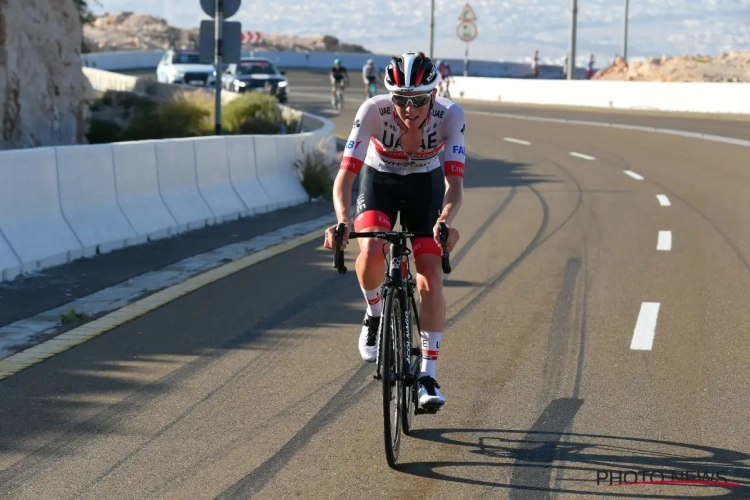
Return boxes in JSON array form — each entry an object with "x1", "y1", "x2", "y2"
[{"x1": 340, "y1": 94, "x2": 466, "y2": 178}]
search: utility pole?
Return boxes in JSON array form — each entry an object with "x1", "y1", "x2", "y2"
[
  {"x1": 623, "y1": 0, "x2": 630, "y2": 60},
  {"x1": 214, "y1": 0, "x2": 223, "y2": 134},
  {"x1": 429, "y1": 0, "x2": 435, "y2": 58},
  {"x1": 567, "y1": 0, "x2": 578, "y2": 79}
]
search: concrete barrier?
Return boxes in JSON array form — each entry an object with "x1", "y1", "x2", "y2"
[
  {"x1": 56, "y1": 144, "x2": 138, "y2": 256},
  {"x1": 254, "y1": 135, "x2": 309, "y2": 209},
  {"x1": 0, "y1": 231, "x2": 21, "y2": 282},
  {"x1": 193, "y1": 136, "x2": 248, "y2": 222},
  {"x1": 112, "y1": 141, "x2": 178, "y2": 242},
  {"x1": 154, "y1": 139, "x2": 216, "y2": 232},
  {"x1": 225, "y1": 136, "x2": 273, "y2": 215},
  {"x1": 0, "y1": 148, "x2": 83, "y2": 274},
  {"x1": 450, "y1": 77, "x2": 750, "y2": 115}
]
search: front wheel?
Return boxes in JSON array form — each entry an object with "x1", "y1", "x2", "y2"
[{"x1": 381, "y1": 288, "x2": 403, "y2": 469}]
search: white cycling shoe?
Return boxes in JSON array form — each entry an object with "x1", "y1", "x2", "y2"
[
  {"x1": 418, "y1": 375, "x2": 445, "y2": 410},
  {"x1": 358, "y1": 314, "x2": 379, "y2": 363}
]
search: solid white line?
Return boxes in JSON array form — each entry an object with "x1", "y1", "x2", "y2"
[
  {"x1": 570, "y1": 152, "x2": 596, "y2": 161},
  {"x1": 657, "y1": 231, "x2": 672, "y2": 251},
  {"x1": 623, "y1": 170, "x2": 645, "y2": 180},
  {"x1": 656, "y1": 194, "x2": 671, "y2": 206},
  {"x1": 504, "y1": 137, "x2": 531, "y2": 145},
  {"x1": 631, "y1": 302, "x2": 660, "y2": 350}
]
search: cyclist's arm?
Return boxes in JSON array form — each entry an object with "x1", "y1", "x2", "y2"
[
  {"x1": 439, "y1": 104, "x2": 466, "y2": 225},
  {"x1": 334, "y1": 99, "x2": 378, "y2": 224}
]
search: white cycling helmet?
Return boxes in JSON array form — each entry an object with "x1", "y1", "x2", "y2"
[{"x1": 384, "y1": 51, "x2": 439, "y2": 93}]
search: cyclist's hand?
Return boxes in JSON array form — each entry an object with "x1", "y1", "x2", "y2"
[
  {"x1": 434, "y1": 221, "x2": 459, "y2": 253},
  {"x1": 324, "y1": 222, "x2": 350, "y2": 250}
]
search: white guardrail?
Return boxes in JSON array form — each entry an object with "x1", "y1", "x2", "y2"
[{"x1": 0, "y1": 62, "x2": 337, "y2": 283}]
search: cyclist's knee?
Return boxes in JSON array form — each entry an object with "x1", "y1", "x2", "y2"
[{"x1": 414, "y1": 254, "x2": 443, "y2": 295}]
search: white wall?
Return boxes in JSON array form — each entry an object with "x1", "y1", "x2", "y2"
[
  {"x1": 0, "y1": 104, "x2": 336, "y2": 283},
  {"x1": 449, "y1": 76, "x2": 750, "y2": 114}
]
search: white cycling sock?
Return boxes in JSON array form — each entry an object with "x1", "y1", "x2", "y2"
[
  {"x1": 362, "y1": 287, "x2": 382, "y2": 317},
  {"x1": 420, "y1": 331, "x2": 442, "y2": 379}
]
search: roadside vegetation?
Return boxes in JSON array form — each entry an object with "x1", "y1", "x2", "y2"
[{"x1": 86, "y1": 90, "x2": 299, "y2": 144}]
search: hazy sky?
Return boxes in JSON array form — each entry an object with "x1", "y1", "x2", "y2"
[{"x1": 90, "y1": 0, "x2": 750, "y2": 63}]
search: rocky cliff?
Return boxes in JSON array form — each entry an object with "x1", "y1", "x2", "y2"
[
  {"x1": 83, "y1": 11, "x2": 370, "y2": 54},
  {"x1": 593, "y1": 52, "x2": 750, "y2": 83},
  {"x1": 0, "y1": 0, "x2": 94, "y2": 150}
]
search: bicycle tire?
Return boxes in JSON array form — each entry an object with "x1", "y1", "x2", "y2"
[
  {"x1": 402, "y1": 287, "x2": 419, "y2": 435},
  {"x1": 381, "y1": 287, "x2": 402, "y2": 468}
]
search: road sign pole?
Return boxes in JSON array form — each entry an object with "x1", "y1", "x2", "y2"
[
  {"x1": 568, "y1": 0, "x2": 577, "y2": 79},
  {"x1": 429, "y1": 0, "x2": 435, "y2": 59},
  {"x1": 214, "y1": 0, "x2": 223, "y2": 135},
  {"x1": 464, "y1": 42, "x2": 468, "y2": 76}
]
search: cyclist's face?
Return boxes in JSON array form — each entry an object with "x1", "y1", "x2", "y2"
[{"x1": 392, "y1": 89, "x2": 435, "y2": 126}]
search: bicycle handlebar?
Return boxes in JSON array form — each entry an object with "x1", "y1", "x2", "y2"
[{"x1": 333, "y1": 223, "x2": 452, "y2": 275}]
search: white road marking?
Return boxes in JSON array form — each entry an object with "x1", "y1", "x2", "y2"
[
  {"x1": 623, "y1": 170, "x2": 645, "y2": 180},
  {"x1": 656, "y1": 194, "x2": 671, "y2": 206},
  {"x1": 657, "y1": 231, "x2": 672, "y2": 251},
  {"x1": 466, "y1": 110, "x2": 750, "y2": 149},
  {"x1": 631, "y1": 302, "x2": 661, "y2": 350},
  {"x1": 569, "y1": 152, "x2": 596, "y2": 161},
  {"x1": 504, "y1": 137, "x2": 531, "y2": 145}
]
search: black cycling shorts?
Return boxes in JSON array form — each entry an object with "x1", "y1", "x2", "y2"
[{"x1": 353, "y1": 164, "x2": 444, "y2": 257}]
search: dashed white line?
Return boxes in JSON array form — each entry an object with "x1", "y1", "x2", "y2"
[
  {"x1": 504, "y1": 137, "x2": 531, "y2": 145},
  {"x1": 631, "y1": 302, "x2": 661, "y2": 350},
  {"x1": 569, "y1": 152, "x2": 596, "y2": 161},
  {"x1": 657, "y1": 231, "x2": 672, "y2": 251},
  {"x1": 656, "y1": 194, "x2": 671, "y2": 206},
  {"x1": 623, "y1": 170, "x2": 645, "y2": 180}
]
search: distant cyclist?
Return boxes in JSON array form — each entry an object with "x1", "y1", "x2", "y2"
[
  {"x1": 330, "y1": 58, "x2": 349, "y2": 105},
  {"x1": 436, "y1": 59, "x2": 453, "y2": 97},
  {"x1": 323, "y1": 51, "x2": 466, "y2": 410},
  {"x1": 362, "y1": 59, "x2": 379, "y2": 99}
]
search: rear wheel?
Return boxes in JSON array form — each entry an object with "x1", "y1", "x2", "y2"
[{"x1": 381, "y1": 288, "x2": 402, "y2": 468}]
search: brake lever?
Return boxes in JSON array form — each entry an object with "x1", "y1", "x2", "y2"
[
  {"x1": 333, "y1": 223, "x2": 348, "y2": 274},
  {"x1": 438, "y1": 222, "x2": 452, "y2": 274}
]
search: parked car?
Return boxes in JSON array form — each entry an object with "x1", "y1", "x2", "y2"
[
  {"x1": 221, "y1": 58, "x2": 288, "y2": 102},
  {"x1": 156, "y1": 49, "x2": 216, "y2": 87}
]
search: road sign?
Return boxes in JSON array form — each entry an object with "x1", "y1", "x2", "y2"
[
  {"x1": 199, "y1": 20, "x2": 242, "y2": 64},
  {"x1": 458, "y1": 3, "x2": 477, "y2": 21},
  {"x1": 241, "y1": 31, "x2": 262, "y2": 44},
  {"x1": 200, "y1": 0, "x2": 241, "y2": 19},
  {"x1": 456, "y1": 20, "x2": 478, "y2": 42}
]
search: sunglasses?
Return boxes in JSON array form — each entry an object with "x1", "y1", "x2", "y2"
[{"x1": 391, "y1": 92, "x2": 432, "y2": 108}]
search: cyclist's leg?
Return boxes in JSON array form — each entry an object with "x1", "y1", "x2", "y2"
[
  {"x1": 401, "y1": 166, "x2": 446, "y2": 408},
  {"x1": 353, "y1": 165, "x2": 401, "y2": 362}
]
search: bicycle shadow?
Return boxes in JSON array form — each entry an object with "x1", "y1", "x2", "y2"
[{"x1": 399, "y1": 417, "x2": 750, "y2": 498}]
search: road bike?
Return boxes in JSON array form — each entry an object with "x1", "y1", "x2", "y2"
[
  {"x1": 331, "y1": 82, "x2": 346, "y2": 110},
  {"x1": 333, "y1": 220, "x2": 452, "y2": 469},
  {"x1": 366, "y1": 79, "x2": 377, "y2": 99}
]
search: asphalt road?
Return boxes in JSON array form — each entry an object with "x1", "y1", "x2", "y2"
[{"x1": 2, "y1": 70, "x2": 750, "y2": 499}]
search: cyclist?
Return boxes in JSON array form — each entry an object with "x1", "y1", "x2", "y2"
[
  {"x1": 330, "y1": 58, "x2": 349, "y2": 105},
  {"x1": 323, "y1": 51, "x2": 465, "y2": 410},
  {"x1": 362, "y1": 59, "x2": 378, "y2": 99},
  {"x1": 436, "y1": 59, "x2": 453, "y2": 97}
]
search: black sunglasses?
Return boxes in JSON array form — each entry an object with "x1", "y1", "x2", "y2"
[{"x1": 391, "y1": 92, "x2": 432, "y2": 108}]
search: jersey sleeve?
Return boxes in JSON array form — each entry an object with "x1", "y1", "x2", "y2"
[
  {"x1": 339, "y1": 99, "x2": 379, "y2": 175},
  {"x1": 442, "y1": 103, "x2": 466, "y2": 178}
]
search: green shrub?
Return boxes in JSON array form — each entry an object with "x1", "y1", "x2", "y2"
[
  {"x1": 222, "y1": 92, "x2": 283, "y2": 133},
  {"x1": 294, "y1": 149, "x2": 337, "y2": 201},
  {"x1": 121, "y1": 93, "x2": 212, "y2": 141},
  {"x1": 238, "y1": 116, "x2": 281, "y2": 135},
  {"x1": 87, "y1": 118, "x2": 123, "y2": 144}
]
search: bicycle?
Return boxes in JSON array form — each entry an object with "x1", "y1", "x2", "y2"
[
  {"x1": 331, "y1": 82, "x2": 346, "y2": 110},
  {"x1": 366, "y1": 79, "x2": 377, "y2": 99},
  {"x1": 333, "y1": 220, "x2": 452, "y2": 469}
]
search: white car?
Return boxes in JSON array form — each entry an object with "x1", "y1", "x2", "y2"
[{"x1": 156, "y1": 49, "x2": 217, "y2": 87}]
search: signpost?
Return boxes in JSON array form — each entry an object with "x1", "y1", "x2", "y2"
[
  {"x1": 199, "y1": 0, "x2": 242, "y2": 135},
  {"x1": 456, "y1": 3, "x2": 478, "y2": 77}
]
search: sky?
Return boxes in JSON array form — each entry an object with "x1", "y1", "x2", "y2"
[{"x1": 89, "y1": 0, "x2": 750, "y2": 64}]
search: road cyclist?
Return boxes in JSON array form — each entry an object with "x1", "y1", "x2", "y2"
[{"x1": 330, "y1": 58, "x2": 349, "y2": 109}]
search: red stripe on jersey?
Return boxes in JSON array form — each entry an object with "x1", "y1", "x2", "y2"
[
  {"x1": 444, "y1": 160, "x2": 465, "y2": 177},
  {"x1": 340, "y1": 156, "x2": 364, "y2": 174}
]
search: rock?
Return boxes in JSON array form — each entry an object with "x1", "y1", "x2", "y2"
[
  {"x1": 0, "y1": 0, "x2": 94, "y2": 149},
  {"x1": 83, "y1": 11, "x2": 370, "y2": 54}
]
